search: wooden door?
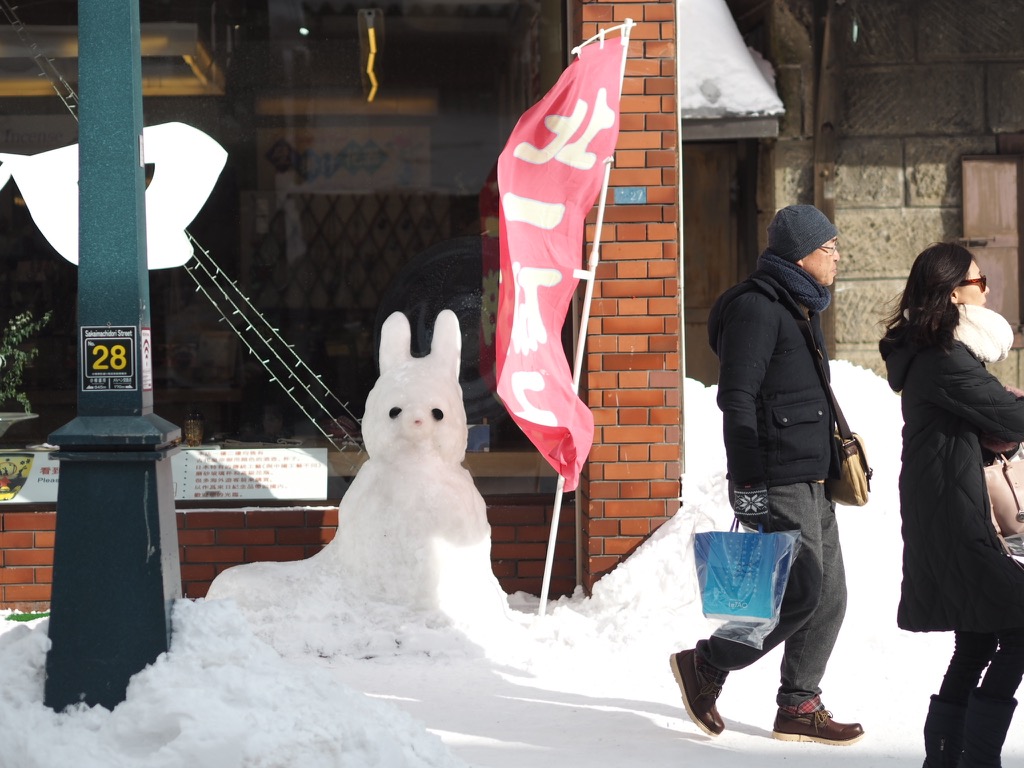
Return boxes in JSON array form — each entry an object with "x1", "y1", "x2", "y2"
[{"x1": 683, "y1": 143, "x2": 741, "y2": 385}]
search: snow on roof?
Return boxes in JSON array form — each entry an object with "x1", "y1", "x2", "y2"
[{"x1": 679, "y1": 0, "x2": 784, "y2": 118}]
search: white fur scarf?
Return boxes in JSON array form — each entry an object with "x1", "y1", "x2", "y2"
[{"x1": 954, "y1": 304, "x2": 1014, "y2": 364}]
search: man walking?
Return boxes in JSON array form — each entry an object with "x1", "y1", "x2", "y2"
[{"x1": 670, "y1": 204, "x2": 863, "y2": 745}]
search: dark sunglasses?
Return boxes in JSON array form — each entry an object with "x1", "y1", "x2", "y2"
[{"x1": 959, "y1": 275, "x2": 988, "y2": 291}]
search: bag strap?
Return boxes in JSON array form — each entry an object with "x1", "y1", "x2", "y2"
[
  {"x1": 994, "y1": 453, "x2": 1024, "y2": 518},
  {"x1": 797, "y1": 319, "x2": 854, "y2": 441}
]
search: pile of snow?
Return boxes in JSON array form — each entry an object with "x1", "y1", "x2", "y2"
[{"x1": 0, "y1": 360, "x2": 1018, "y2": 767}]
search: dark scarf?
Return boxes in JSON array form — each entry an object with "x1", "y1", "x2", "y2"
[{"x1": 757, "y1": 251, "x2": 832, "y2": 313}]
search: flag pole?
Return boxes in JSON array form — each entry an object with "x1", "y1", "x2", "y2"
[{"x1": 538, "y1": 19, "x2": 632, "y2": 617}]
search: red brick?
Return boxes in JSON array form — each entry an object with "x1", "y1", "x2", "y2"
[
  {"x1": 618, "y1": 409, "x2": 650, "y2": 426},
  {"x1": 604, "y1": 537, "x2": 643, "y2": 556},
  {"x1": 651, "y1": 481, "x2": 681, "y2": 499},
  {"x1": 277, "y1": 527, "x2": 336, "y2": 546},
  {"x1": 619, "y1": 371, "x2": 650, "y2": 388},
  {"x1": 620, "y1": 518, "x2": 652, "y2": 536},
  {"x1": 4, "y1": 549, "x2": 52, "y2": 566},
  {"x1": 244, "y1": 546, "x2": 307, "y2": 562},
  {"x1": 177, "y1": 529, "x2": 216, "y2": 546},
  {"x1": 605, "y1": 390, "x2": 664, "y2": 408},
  {"x1": 492, "y1": 542, "x2": 547, "y2": 560},
  {"x1": 306, "y1": 508, "x2": 339, "y2": 527},
  {"x1": 184, "y1": 512, "x2": 245, "y2": 529},
  {"x1": 587, "y1": 518, "x2": 620, "y2": 537},
  {"x1": 603, "y1": 353, "x2": 665, "y2": 371},
  {"x1": 650, "y1": 335, "x2": 678, "y2": 353},
  {"x1": 620, "y1": 444, "x2": 651, "y2": 461},
  {"x1": 217, "y1": 528, "x2": 277, "y2": 546},
  {"x1": 3, "y1": 513, "x2": 55, "y2": 531},
  {"x1": 602, "y1": 423, "x2": 667, "y2": 442},
  {"x1": 0, "y1": 531, "x2": 33, "y2": 549},
  {"x1": 0, "y1": 567, "x2": 34, "y2": 584},
  {"x1": 651, "y1": 444, "x2": 680, "y2": 461},
  {"x1": 604, "y1": 462, "x2": 668, "y2": 481},
  {"x1": 645, "y1": 4, "x2": 674, "y2": 21},
  {"x1": 620, "y1": 481, "x2": 652, "y2": 499},
  {"x1": 184, "y1": 582, "x2": 211, "y2": 599},
  {"x1": 246, "y1": 510, "x2": 306, "y2": 528},
  {"x1": 581, "y1": 4, "x2": 614, "y2": 21},
  {"x1": 4, "y1": 584, "x2": 51, "y2": 602},
  {"x1": 180, "y1": 564, "x2": 216, "y2": 582},
  {"x1": 184, "y1": 546, "x2": 245, "y2": 563}
]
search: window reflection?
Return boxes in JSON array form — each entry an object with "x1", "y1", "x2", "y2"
[{"x1": 0, "y1": 0, "x2": 564, "y2": 496}]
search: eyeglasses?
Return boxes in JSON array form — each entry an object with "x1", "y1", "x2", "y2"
[
  {"x1": 959, "y1": 275, "x2": 988, "y2": 291},
  {"x1": 819, "y1": 240, "x2": 839, "y2": 256}
]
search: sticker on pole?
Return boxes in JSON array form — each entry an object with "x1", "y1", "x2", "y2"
[{"x1": 82, "y1": 326, "x2": 137, "y2": 391}]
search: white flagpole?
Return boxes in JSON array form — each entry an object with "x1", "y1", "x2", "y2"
[{"x1": 538, "y1": 18, "x2": 633, "y2": 617}]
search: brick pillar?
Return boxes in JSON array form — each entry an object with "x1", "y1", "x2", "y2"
[{"x1": 576, "y1": 1, "x2": 682, "y2": 592}]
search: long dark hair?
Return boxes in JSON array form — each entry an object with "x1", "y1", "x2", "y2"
[{"x1": 881, "y1": 242, "x2": 973, "y2": 351}]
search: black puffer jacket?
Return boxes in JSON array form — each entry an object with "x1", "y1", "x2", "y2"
[
  {"x1": 708, "y1": 271, "x2": 839, "y2": 487},
  {"x1": 881, "y1": 335, "x2": 1024, "y2": 632}
]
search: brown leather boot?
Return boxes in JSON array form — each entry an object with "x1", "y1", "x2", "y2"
[
  {"x1": 669, "y1": 650, "x2": 725, "y2": 737},
  {"x1": 772, "y1": 707, "x2": 865, "y2": 745}
]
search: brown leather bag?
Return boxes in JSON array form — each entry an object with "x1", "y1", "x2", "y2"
[{"x1": 828, "y1": 431, "x2": 871, "y2": 507}]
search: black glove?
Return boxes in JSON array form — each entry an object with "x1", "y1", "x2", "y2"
[{"x1": 729, "y1": 481, "x2": 770, "y2": 531}]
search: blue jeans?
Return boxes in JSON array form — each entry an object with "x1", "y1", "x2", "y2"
[{"x1": 697, "y1": 481, "x2": 848, "y2": 709}]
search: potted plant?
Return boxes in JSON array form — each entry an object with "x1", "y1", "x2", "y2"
[{"x1": 0, "y1": 309, "x2": 52, "y2": 436}]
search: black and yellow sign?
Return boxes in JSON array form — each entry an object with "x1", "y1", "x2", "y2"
[{"x1": 81, "y1": 326, "x2": 137, "y2": 391}]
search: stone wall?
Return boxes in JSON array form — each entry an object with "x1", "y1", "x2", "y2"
[{"x1": 770, "y1": 0, "x2": 1024, "y2": 379}]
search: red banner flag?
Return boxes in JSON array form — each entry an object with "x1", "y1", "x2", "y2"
[{"x1": 495, "y1": 37, "x2": 626, "y2": 492}]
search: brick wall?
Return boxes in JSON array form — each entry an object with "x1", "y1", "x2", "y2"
[
  {"x1": 0, "y1": 498, "x2": 575, "y2": 611},
  {"x1": 577, "y1": 0, "x2": 682, "y2": 591}
]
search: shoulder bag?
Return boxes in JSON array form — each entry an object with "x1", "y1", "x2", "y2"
[
  {"x1": 984, "y1": 453, "x2": 1024, "y2": 537},
  {"x1": 798, "y1": 320, "x2": 873, "y2": 506}
]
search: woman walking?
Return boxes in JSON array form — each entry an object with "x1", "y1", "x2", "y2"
[{"x1": 879, "y1": 242, "x2": 1024, "y2": 767}]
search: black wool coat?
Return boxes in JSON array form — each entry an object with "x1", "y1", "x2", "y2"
[
  {"x1": 881, "y1": 337, "x2": 1024, "y2": 632},
  {"x1": 708, "y1": 271, "x2": 839, "y2": 488}
]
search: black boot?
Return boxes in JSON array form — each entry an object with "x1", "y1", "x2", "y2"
[
  {"x1": 959, "y1": 689, "x2": 1017, "y2": 767},
  {"x1": 923, "y1": 695, "x2": 966, "y2": 767}
]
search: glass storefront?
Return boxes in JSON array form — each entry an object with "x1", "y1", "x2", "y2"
[{"x1": 0, "y1": 0, "x2": 568, "y2": 498}]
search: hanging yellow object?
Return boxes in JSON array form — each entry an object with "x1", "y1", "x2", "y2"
[{"x1": 366, "y1": 25, "x2": 378, "y2": 103}]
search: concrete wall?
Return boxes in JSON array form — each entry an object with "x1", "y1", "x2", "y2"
[{"x1": 769, "y1": 0, "x2": 1024, "y2": 379}]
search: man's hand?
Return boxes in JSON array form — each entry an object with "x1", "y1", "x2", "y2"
[{"x1": 729, "y1": 481, "x2": 770, "y2": 531}]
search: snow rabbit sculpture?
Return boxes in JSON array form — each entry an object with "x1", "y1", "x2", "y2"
[
  {"x1": 321, "y1": 308, "x2": 506, "y2": 618},
  {"x1": 208, "y1": 309, "x2": 507, "y2": 626}
]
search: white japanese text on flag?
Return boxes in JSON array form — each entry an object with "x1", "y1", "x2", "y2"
[{"x1": 495, "y1": 38, "x2": 626, "y2": 491}]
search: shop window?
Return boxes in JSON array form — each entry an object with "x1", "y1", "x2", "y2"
[{"x1": 0, "y1": 0, "x2": 566, "y2": 499}]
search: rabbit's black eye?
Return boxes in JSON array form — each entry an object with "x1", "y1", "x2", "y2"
[
  {"x1": 389, "y1": 407, "x2": 402, "y2": 419},
  {"x1": 431, "y1": 408, "x2": 444, "y2": 421}
]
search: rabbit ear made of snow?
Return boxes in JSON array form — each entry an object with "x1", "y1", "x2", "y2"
[
  {"x1": 378, "y1": 311, "x2": 413, "y2": 375},
  {"x1": 429, "y1": 309, "x2": 462, "y2": 380}
]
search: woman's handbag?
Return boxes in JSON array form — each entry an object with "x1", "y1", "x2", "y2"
[
  {"x1": 984, "y1": 453, "x2": 1024, "y2": 537},
  {"x1": 798, "y1": 321, "x2": 873, "y2": 506},
  {"x1": 693, "y1": 520, "x2": 801, "y2": 648}
]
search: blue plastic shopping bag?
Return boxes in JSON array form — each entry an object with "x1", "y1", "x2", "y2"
[{"x1": 693, "y1": 521, "x2": 800, "y2": 624}]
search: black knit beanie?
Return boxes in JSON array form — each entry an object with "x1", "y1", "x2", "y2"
[{"x1": 766, "y1": 205, "x2": 838, "y2": 263}]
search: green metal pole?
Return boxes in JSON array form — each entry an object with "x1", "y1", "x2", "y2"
[{"x1": 44, "y1": 0, "x2": 182, "y2": 711}]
